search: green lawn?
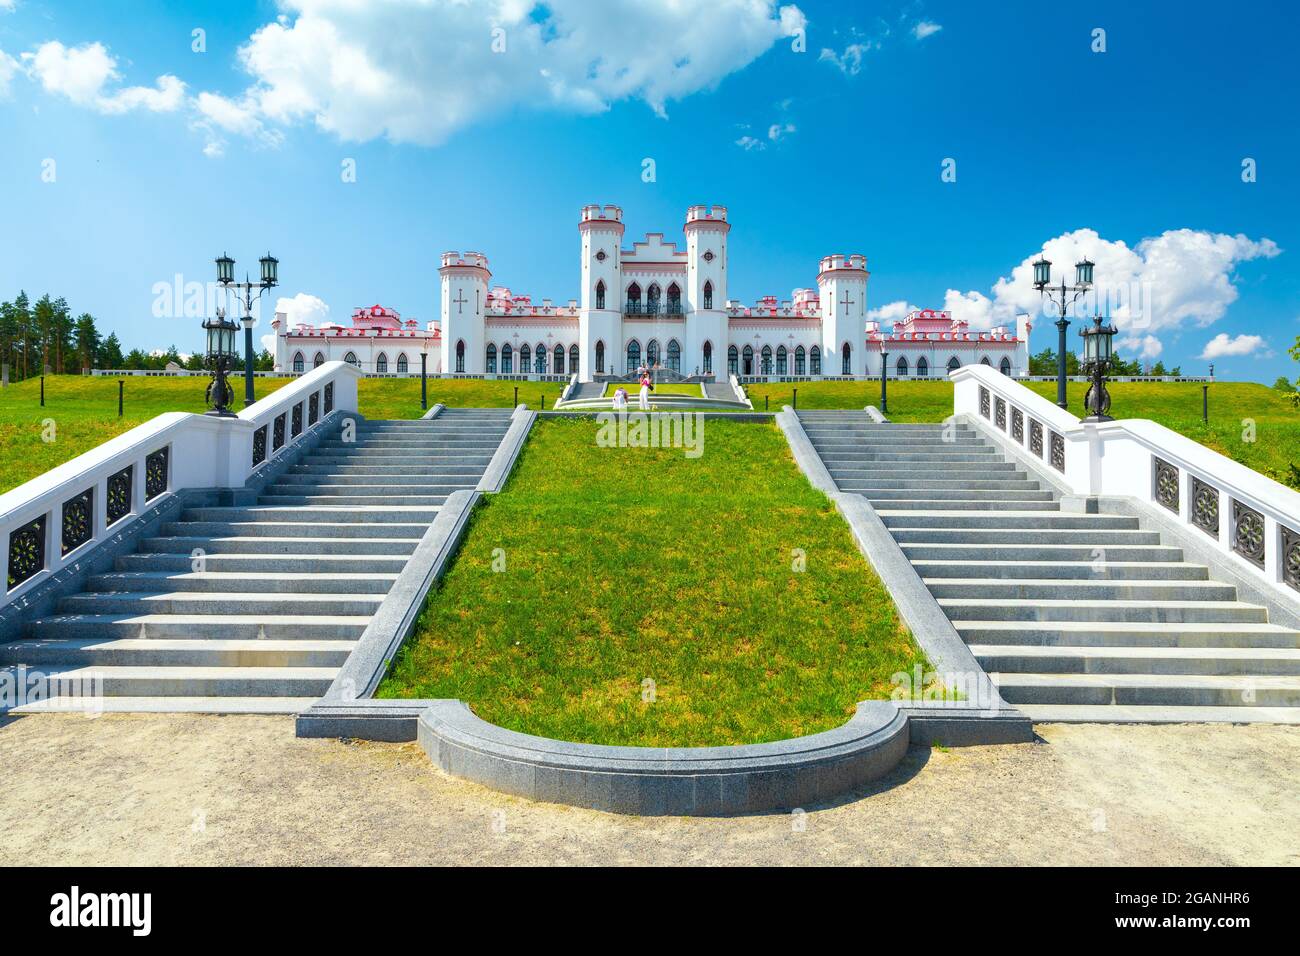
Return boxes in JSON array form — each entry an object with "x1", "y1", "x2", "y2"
[
  {"x1": 604, "y1": 382, "x2": 701, "y2": 397},
  {"x1": 744, "y1": 379, "x2": 1300, "y2": 489},
  {"x1": 378, "y1": 417, "x2": 924, "y2": 747},
  {"x1": 0, "y1": 375, "x2": 540, "y2": 493}
]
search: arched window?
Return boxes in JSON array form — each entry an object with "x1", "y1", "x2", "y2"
[
  {"x1": 980, "y1": 357, "x2": 992, "y2": 367},
  {"x1": 703, "y1": 280, "x2": 713, "y2": 310},
  {"x1": 595, "y1": 340, "x2": 605, "y2": 374},
  {"x1": 795, "y1": 346, "x2": 806, "y2": 375},
  {"x1": 292, "y1": 352, "x2": 304, "y2": 373},
  {"x1": 667, "y1": 283, "x2": 681, "y2": 314},
  {"x1": 742, "y1": 345, "x2": 754, "y2": 376},
  {"x1": 396, "y1": 353, "x2": 408, "y2": 374},
  {"x1": 626, "y1": 339, "x2": 641, "y2": 371},
  {"x1": 841, "y1": 343, "x2": 851, "y2": 375},
  {"x1": 520, "y1": 343, "x2": 530, "y2": 373},
  {"x1": 810, "y1": 345, "x2": 821, "y2": 375},
  {"x1": 1000, "y1": 357, "x2": 1012, "y2": 376},
  {"x1": 916, "y1": 357, "x2": 929, "y2": 378},
  {"x1": 535, "y1": 344, "x2": 546, "y2": 374},
  {"x1": 776, "y1": 345, "x2": 788, "y2": 375},
  {"x1": 626, "y1": 283, "x2": 641, "y2": 313},
  {"x1": 456, "y1": 340, "x2": 465, "y2": 373},
  {"x1": 896, "y1": 356, "x2": 908, "y2": 377},
  {"x1": 727, "y1": 344, "x2": 738, "y2": 375},
  {"x1": 570, "y1": 344, "x2": 579, "y2": 373},
  {"x1": 375, "y1": 353, "x2": 388, "y2": 374},
  {"x1": 501, "y1": 343, "x2": 513, "y2": 373},
  {"x1": 947, "y1": 356, "x2": 960, "y2": 374},
  {"x1": 647, "y1": 284, "x2": 661, "y2": 314},
  {"x1": 761, "y1": 345, "x2": 773, "y2": 375},
  {"x1": 485, "y1": 343, "x2": 496, "y2": 373},
  {"x1": 554, "y1": 344, "x2": 565, "y2": 375},
  {"x1": 343, "y1": 351, "x2": 360, "y2": 369},
  {"x1": 666, "y1": 339, "x2": 681, "y2": 373},
  {"x1": 702, "y1": 341, "x2": 713, "y2": 374},
  {"x1": 313, "y1": 352, "x2": 325, "y2": 369},
  {"x1": 647, "y1": 339, "x2": 660, "y2": 367},
  {"x1": 595, "y1": 280, "x2": 606, "y2": 310}
]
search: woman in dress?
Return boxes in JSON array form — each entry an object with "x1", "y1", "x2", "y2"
[{"x1": 638, "y1": 374, "x2": 651, "y2": 411}]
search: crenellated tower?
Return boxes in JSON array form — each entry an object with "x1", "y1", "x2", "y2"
[
  {"x1": 439, "y1": 251, "x2": 490, "y2": 374},
  {"x1": 684, "y1": 204, "x2": 729, "y2": 377},
  {"x1": 578, "y1": 204, "x2": 625, "y2": 379},
  {"x1": 816, "y1": 254, "x2": 869, "y2": 376}
]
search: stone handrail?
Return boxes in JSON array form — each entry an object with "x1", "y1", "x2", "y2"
[
  {"x1": 952, "y1": 363, "x2": 1300, "y2": 600},
  {"x1": 1, "y1": 361, "x2": 363, "y2": 608}
]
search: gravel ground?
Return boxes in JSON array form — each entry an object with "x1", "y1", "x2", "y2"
[{"x1": 1, "y1": 714, "x2": 1296, "y2": 866}]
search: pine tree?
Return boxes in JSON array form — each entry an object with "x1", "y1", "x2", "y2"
[
  {"x1": 74, "y1": 314, "x2": 101, "y2": 371},
  {"x1": 99, "y1": 332, "x2": 124, "y2": 368}
]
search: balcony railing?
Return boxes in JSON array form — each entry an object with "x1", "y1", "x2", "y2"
[{"x1": 625, "y1": 302, "x2": 685, "y2": 316}]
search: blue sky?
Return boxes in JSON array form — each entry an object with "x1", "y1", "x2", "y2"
[{"x1": 1, "y1": 0, "x2": 1296, "y2": 381}]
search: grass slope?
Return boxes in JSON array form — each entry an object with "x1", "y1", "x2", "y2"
[{"x1": 379, "y1": 418, "x2": 923, "y2": 747}]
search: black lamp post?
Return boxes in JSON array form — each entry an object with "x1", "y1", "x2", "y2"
[
  {"x1": 1034, "y1": 255, "x2": 1094, "y2": 409},
  {"x1": 216, "y1": 251, "x2": 279, "y2": 407},
  {"x1": 878, "y1": 343, "x2": 889, "y2": 415},
  {"x1": 202, "y1": 309, "x2": 240, "y2": 417},
  {"x1": 1079, "y1": 310, "x2": 1117, "y2": 422}
]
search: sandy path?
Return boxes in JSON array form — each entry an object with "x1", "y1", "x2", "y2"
[{"x1": 1, "y1": 714, "x2": 1296, "y2": 866}]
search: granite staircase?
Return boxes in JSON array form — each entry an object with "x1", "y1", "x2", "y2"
[
  {"x1": 0, "y1": 409, "x2": 514, "y2": 715},
  {"x1": 797, "y1": 410, "x2": 1300, "y2": 724}
]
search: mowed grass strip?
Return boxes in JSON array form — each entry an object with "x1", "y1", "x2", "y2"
[
  {"x1": 0, "y1": 376, "x2": 541, "y2": 492},
  {"x1": 603, "y1": 382, "x2": 702, "y2": 397},
  {"x1": 379, "y1": 417, "x2": 923, "y2": 747},
  {"x1": 744, "y1": 379, "x2": 1300, "y2": 488}
]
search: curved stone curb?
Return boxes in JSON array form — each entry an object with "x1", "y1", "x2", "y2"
[
  {"x1": 418, "y1": 699, "x2": 910, "y2": 815},
  {"x1": 477, "y1": 405, "x2": 535, "y2": 493}
]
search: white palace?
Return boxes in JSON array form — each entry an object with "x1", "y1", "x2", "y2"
[{"x1": 276, "y1": 203, "x2": 1031, "y2": 381}]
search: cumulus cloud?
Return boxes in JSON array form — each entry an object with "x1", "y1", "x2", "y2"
[
  {"x1": 1200, "y1": 332, "x2": 1265, "y2": 359},
  {"x1": 1119, "y1": 334, "x2": 1163, "y2": 360},
  {"x1": 938, "y1": 227, "x2": 1281, "y2": 336},
  {"x1": 867, "y1": 300, "x2": 921, "y2": 323},
  {"x1": 23, "y1": 40, "x2": 185, "y2": 113},
  {"x1": 275, "y1": 293, "x2": 332, "y2": 330},
  {"x1": 219, "y1": 0, "x2": 805, "y2": 146},
  {"x1": 912, "y1": 21, "x2": 943, "y2": 40}
]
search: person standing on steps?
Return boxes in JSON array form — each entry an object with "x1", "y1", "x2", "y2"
[{"x1": 638, "y1": 373, "x2": 651, "y2": 411}]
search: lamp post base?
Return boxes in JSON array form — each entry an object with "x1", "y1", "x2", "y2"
[
  {"x1": 1080, "y1": 414, "x2": 1114, "y2": 424},
  {"x1": 203, "y1": 408, "x2": 238, "y2": 418}
]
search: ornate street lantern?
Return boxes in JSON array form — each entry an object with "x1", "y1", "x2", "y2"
[
  {"x1": 203, "y1": 309, "x2": 240, "y2": 417},
  {"x1": 216, "y1": 253, "x2": 235, "y2": 286},
  {"x1": 1075, "y1": 257, "x2": 1095, "y2": 288},
  {"x1": 1032, "y1": 256, "x2": 1052, "y2": 290},
  {"x1": 1079, "y1": 311, "x2": 1118, "y2": 422},
  {"x1": 259, "y1": 253, "x2": 279, "y2": 287}
]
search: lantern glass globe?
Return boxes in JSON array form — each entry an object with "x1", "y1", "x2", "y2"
[{"x1": 1032, "y1": 257, "x2": 1052, "y2": 288}]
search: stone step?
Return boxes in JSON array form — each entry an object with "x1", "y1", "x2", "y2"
[
  {"x1": 900, "y1": 543, "x2": 1183, "y2": 562},
  {"x1": 26, "y1": 613, "x2": 371, "y2": 640},
  {"x1": 289, "y1": 464, "x2": 485, "y2": 476},
  {"x1": 0, "y1": 664, "x2": 337, "y2": 698},
  {"x1": 3, "y1": 696, "x2": 319, "y2": 715},
  {"x1": 817, "y1": 452, "x2": 1003, "y2": 463},
  {"x1": 994, "y1": 673, "x2": 1300, "y2": 707},
  {"x1": 180, "y1": 506, "x2": 440, "y2": 524},
  {"x1": 57, "y1": 590, "x2": 385, "y2": 616},
  {"x1": 835, "y1": 478, "x2": 1042, "y2": 492},
  {"x1": 954, "y1": 620, "x2": 1300, "y2": 649},
  {"x1": 259, "y1": 494, "x2": 450, "y2": 506},
  {"x1": 912, "y1": 560, "x2": 1208, "y2": 581},
  {"x1": 867, "y1": 499, "x2": 1060, "y2": 512},
  {"x1": 305, "y1": 451, "x2": 494, "y2": 462},
  {"x1": 265, "y1": 482, "x2": 472, "y2": 495},
  {"x1": 319, "y1": 439, "x2": 502, "y2": 449},
  {"x1": 882, "y1": 512, "x2": 1138, "y2": 530},
  {"x1": 925, "y1": 578, "x2": 1238, "y2": 602},
  {"x1": 1013, "y1": 703, "x2": 1300, "y2": 724},
  {"x1": 972, "y1": 644, "x2": 1300, "y2": 676},
  {"x1": 273, "y1": 474, "x2": 479, "y2": 487},
  {"x1": 862, "y1": 488, "x2": 1054, "y2": 502},
  {"x1": 117, "y1": 552, "x2": 410, "y2": 574},
  {"x1": 161, "y1": 521, "x2": 429, "y2": 540},
  {"x1": 828, "y1": 462, "x2": 1023, "y2": 476},
  {"x1": 0, "y1": 637, "x2": 357, "y2": 667},
  {"x1": 85, "y1": 570, "x2": 398, "y2": 595},
  {"x1": 804, "y1": 435, "x2": 988, "y2": 446},
  {"x1": 813, "y1": 445, "x2": 999, "y2": 458},
  {"x1": 889, "y1": 528, "x2": 1163, "y2": 545},
  {"x1": 939, "y1": 598, "x2": 1269, "y2": 623},
  {"x1": 140, "y1": 535, "x2": 417, "y2": 555}
]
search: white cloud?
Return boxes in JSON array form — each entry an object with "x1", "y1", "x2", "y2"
[
  {"x1": 818, "y1": 41, "x2": 876, "y2": 75},
  {"x1": 1200, "y1": 333, "x2": 1265, "y2": 359},
  {"x1": 867, "y1": 300, "x2": 920, "y2": 323},
  {"x1": 0, "y1": 0, "x2": 16, "y2": 10},
  {"x1": 192, "y1": 90, "x2": 282, "y2": 156},
  {"x1": 912, "y1": 21, "x2": 942, "y2": 40},
  {"x1": 218, "y1": 0, "x2": 805, "y2": 146},
  {"x1": 1118, "y1": 334, "x2": 1163, "y2": 360},
  {"x1": 768, "y1": 121, "x2": 795, "y2": 142},
  {"x1": 23, "y1": 40, "x2": 185, "y2": 114},
  {"x1": 275, "y1": 293, "x2": 331, "y2": 330},
  {"x1": 956, "y1": 227, "x2": 1281, "y2": 334},
  {"x1": 735, "y1": 134, "x2": 764, "y2": 151},
  {"x1": 0, "y1": 48, "x2": 17, "y2": 98}
]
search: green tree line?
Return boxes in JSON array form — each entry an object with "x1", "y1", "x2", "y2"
[
  {"x1": 0, "y1": 290, "x2": 272, "y2": 379},
  {"x1": 1028, "y1": 347, "x2": 1180, "y2": 377}
]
